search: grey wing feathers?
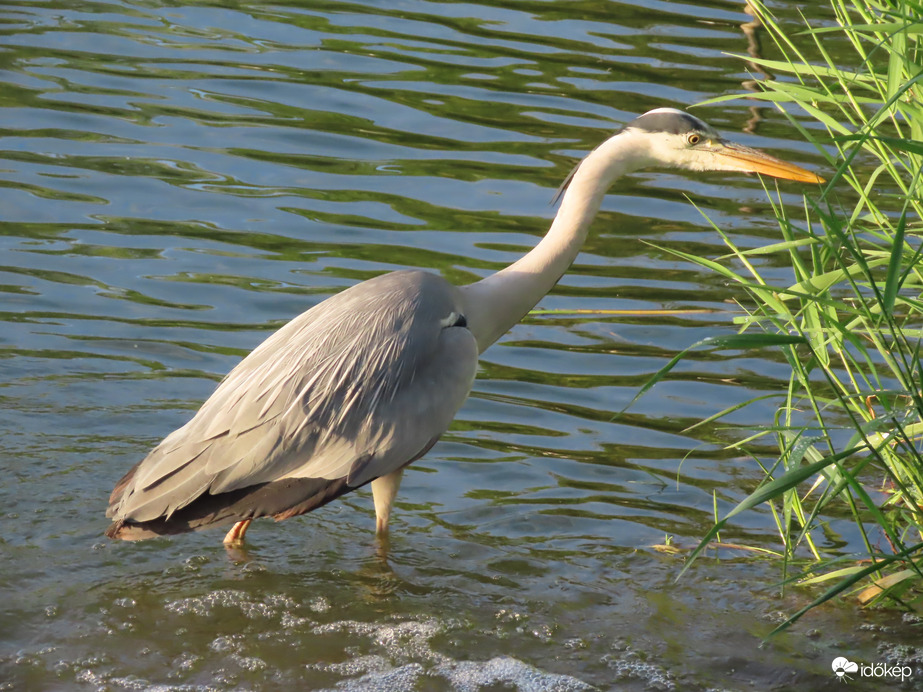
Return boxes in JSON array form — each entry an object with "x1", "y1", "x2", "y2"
[{"x1": 107, "y1": 270, "x2": 478, "y2": 525}]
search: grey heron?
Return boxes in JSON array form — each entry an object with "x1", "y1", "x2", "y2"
[{"x1": 105, "y1": 108, "x2": 823, "y2": 545}]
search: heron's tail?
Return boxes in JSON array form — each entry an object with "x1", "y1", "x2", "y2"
[{"x1": 104, "y1": 476, "x2": 352, "y2": 541}]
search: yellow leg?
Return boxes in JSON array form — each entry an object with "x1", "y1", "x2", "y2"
[
  {"x1": 376, "y1": 515, "x2": 389, "y2": 536},
  {"x1": 371, "y1": 469, "x2": 404, "y2": 535},
  {"x1": 223, "y1": 519, "x2": 252, "y2": 545}
]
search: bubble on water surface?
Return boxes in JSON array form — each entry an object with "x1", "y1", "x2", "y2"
[
  {"x1": 312, "y1": 617, "x2": 448, "y2": 663},
  {"x1": 230, "y1": 653, "x2": 267, "y2": 672},
  {"x1": 208, "y1": 634, "x2": 245, "y2": 653},
  {"x1": 320, "y1": 662, "x2": 425, "y2": 691},
  {"x1": 435, "y1": 656, "x2": 595, "y2": 692},
  {"x1": 280, "y1": 611, "x2": 312, "y2": 629},
  {"x1": 316, "y1": 654, "x2": 392, "y2": 677},
  {"x1": 5, "y1": 608, "x2": 597, "y2": 691},
  {"x1": 604, "y1": 650, "x2": 675, "y2": 691},
  {"x1": 309, "y1": 595, "x2": 332, "y2": 612},
  {"x1": 311, "y1": 617, "x2": 594, "y2": 690},
  {"x1": 164, "y1": 589, "x2": 297, "y2": 619}
]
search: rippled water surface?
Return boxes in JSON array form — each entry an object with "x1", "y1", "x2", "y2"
[{"x1": 2, "y1": 1, "x2": 920, "y2": 690}]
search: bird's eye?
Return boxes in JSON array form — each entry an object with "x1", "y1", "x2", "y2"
[{"x1": 687, "y1": 133, "x2": 701, "y2": 146}]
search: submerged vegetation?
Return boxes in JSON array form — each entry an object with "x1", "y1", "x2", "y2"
[{"x1": 661, "y1": 0, "x2": 923, "y2": 632}]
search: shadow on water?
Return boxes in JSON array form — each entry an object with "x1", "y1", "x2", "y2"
[{"x1": 1, "y1": 0, "x2": 919, "y2": 690}]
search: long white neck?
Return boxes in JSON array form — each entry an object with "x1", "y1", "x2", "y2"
[{"x1": 461, "y1": 131, "x2": 650, "y2": 352}]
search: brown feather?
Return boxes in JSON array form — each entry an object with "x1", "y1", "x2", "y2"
[{"x1": 105, "y1": 476, "x2": 352, "y2": 540}]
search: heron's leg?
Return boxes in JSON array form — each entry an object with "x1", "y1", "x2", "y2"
[
  {"x1": 371, "y1": 469, "x2": 404, "y2": 535},
  {"x1": 223, "y1": 519, "x2": 252, "y2": 545}
]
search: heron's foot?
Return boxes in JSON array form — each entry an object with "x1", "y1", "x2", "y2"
[
  {"x1": 374, "y1": 523, "x2": 392, "y2": 562},
  {"x1": 223, "y1": 519, "x2": 252, "y2": 545}
]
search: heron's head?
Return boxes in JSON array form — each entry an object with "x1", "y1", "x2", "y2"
[{"x1": 623, "y1": 107, "x2": 824, "y2": 183}]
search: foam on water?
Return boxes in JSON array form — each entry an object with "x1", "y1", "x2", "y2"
[
  {"x1": 312, "y1": 618, "x2": 447, "y2": 663},
  {"x1": 4, "y1": 589, "x2": 599, "y2": 691},
  {"x1": 310, "y1": 617, "x2": 595, "y2": 691},
  {"x1": 604, "y1": 652, "x2": 676, "y2": 691},
  {"x1": 436, "y1": 657, "x2": 595, "y2": 692},
  {"x1": 313, "y1": 656, "x2": 594, "y2": 692},
  {"x1": 322, "y1": 662, "x2": 425, "y2": 692},
  {"x1": 164, "y1": 589, "x2": 298, "y2": 619}
]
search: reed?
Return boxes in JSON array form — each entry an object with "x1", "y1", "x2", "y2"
[{"x1": 651, "y1": 0, "x2": 923, "y2": 633}]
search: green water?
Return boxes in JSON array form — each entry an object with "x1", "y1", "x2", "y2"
[{"x1": 1, "y1": 1, "x2": 918, "y2": 690}]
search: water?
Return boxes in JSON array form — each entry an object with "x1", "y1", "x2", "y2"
[{"x1": 2, "y1": 0, "x2": 921, "y2": 690}]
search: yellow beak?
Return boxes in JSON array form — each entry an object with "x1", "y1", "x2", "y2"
[{"x1": 712, "y1": 141, "x2": 825, "y2": 184}]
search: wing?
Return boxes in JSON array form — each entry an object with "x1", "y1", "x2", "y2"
[{"x1": 107, "y1": 270, "x2": 478, "y2": 527}]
